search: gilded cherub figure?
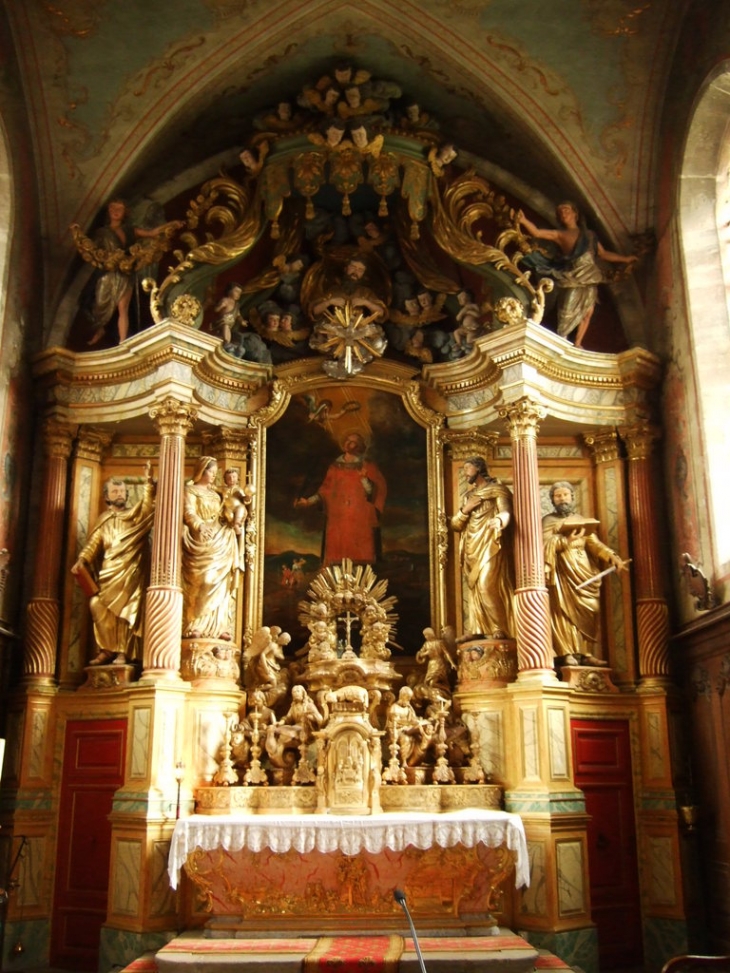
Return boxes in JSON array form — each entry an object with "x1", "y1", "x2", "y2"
[
  {"x1": 212, "y1": 282, "x2": 246, "y2": 345},
  {"x1": 428, "y1": 143, "x2": 458, "y2": 177},
  {"x1": 239, "y1": 141, "x2": 269, "y2": 178},
  {"x1": 453, "y1": 289, "x2": 488, "y2": 351}
]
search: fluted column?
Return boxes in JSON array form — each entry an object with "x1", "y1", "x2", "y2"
[
  {"x1": 500, "y1": 397, "x2": 555, "y2": 677},
  {"x1": 619, "y1": 421, "x2": 670, "y2": 682},
  {"x1": 142, "y1": 396, "x2": 197, "y2": 679},
  {"x1": 23, "y1": 418, "x2": 76, "y2": 682}
]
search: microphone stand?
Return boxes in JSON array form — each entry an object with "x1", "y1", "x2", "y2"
[{"x1": 394, "y1": 889, "x2": 428, "y2": 973}]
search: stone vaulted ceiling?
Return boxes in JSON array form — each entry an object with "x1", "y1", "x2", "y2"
[{"x1": 4, "y1": 0, "x2": 688, "y2": 338}]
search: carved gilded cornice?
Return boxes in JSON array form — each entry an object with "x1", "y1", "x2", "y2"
[
  {"x1": 422, "y1": 343, "x2": 501, "y2": 397},
  {"x1": 37, "y1": 343, "x2": 201, "y2": 389},
  {"x1": 492, "y1": 344, "x2": 626, "y2": 389},
  {"x1": 193, "y1": 347, "x2": 273, "y2": 395},
  {"x1": 36, "y1": 341, "x2": 268, "y2": 398},
  {"x1": 401, "y1": 379, "x2": 444, "y2": 430},
  {"x1": 616, "y1": 347, "x2": 663, "y2": 393},
  {"x1": 422, "y1": 321, "x2": 661, "y2": 432}
]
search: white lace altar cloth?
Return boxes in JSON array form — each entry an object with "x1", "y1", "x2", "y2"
[{"x1": 168, "y1": 808, "x2": 529, "y2": 890}]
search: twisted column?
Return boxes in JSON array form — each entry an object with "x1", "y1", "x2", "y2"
[
  {"x1": 619, "y1": 421, "x2": 670, "y2": 681},
  {"x1": 24, "y1": 418, "x2": 76, "y2": 682},
  {"x1": 142, "y1": 397, "x2": 197, "y2": 679},
  {"x1": 500, "y1": 398, "x2": 554, "y2": 675}
]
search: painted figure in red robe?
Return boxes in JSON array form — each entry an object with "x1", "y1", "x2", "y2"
[{"x1": 294, "y1": 431, "x2": 386, "y2": 565}]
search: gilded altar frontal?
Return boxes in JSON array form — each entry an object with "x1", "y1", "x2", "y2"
[{"x1": 1, "y1": 6, "x2": 729, "y2": 973}]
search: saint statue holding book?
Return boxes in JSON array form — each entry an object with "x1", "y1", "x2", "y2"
[
  {"x1": 542, "y1": 480, "x2": 629, "y2": 666},
  {"x1": 71, "y1": 463, "x2": 156, "y2": 665}
]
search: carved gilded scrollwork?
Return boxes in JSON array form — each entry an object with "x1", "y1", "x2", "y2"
[
  {"x1": 458, "y1": 638, "x2": 518, "y2": 685},
  {"x1": 401, "y1": 379, "x2": 444, "y2": 430},
  {"x1": 70, "y1": 221, "x2": 179, "y2": 275},
  {"x1": 430, "y1": 171, "x2": 552, "y2": 322},
  {"x1": 182, "y1": 844, "x2": 514, "y2": 924},
  {"x1": 436, "y1": 510, "x2": 449, "y2": 569},
  {"x1": 169, "y1": 294, "x2": 203, "y2": 327},
  {"x1": 151, "y1": 175, "x2": 262, "y2": 320},
  {"x1": 246, "y1": 379, "x2": 289, "y2": 428}
]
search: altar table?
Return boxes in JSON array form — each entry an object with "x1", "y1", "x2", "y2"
[{"x1": 169, "y1": 809, "x2": 529, "y2": 934}]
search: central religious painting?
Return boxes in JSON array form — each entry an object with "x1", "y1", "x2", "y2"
[{"x1": 265, "y1": 386, "x2": 429, "y2": 651}]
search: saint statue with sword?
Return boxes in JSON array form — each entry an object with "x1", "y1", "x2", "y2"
[{"x1": 542, "y1": 481, "x2": 630, "y2": 667}]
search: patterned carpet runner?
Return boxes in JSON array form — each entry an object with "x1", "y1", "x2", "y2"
[
  {"x1": 304, "y1": 935, "x2": 402, "y2": 973},
  {"x1": 131, "y1": 932, "x2": 575, "y2": 973}
]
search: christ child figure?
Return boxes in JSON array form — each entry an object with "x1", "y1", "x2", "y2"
[
  {"x1": 212, "y1": 283, "x2": 244, "y2": 344},
  {"x1": 220, "y1": 468, "x2": 251, "y2": 537},
  {"x1": 453, "y1": 289, "x2": 484, "y2": 349}
]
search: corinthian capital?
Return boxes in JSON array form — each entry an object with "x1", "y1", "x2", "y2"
[
  {"x1": 75, "y1": 426, "x2": 113, "y2": 463},
  {"x1": 202, "y1": 427, "x2": 254, "y2": 462},
  {"x1": 583, "y1": 429, "x2": 620, "y2": 464},
  {"x1": 42, "y1": 418, "x2": 76, "y2": 460},
  {"x1": 149, "y1": 397, "x2": 198, "y2": 438},
  {"x1": 619, "y1": 420, "x2": 661, "y2": 461},
  {"x1": 499, "y1": 397, "x2": 547, "y2": 440}
]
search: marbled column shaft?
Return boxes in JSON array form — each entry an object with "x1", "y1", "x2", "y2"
[
  {"x1": 24, "y1": 419, "x2": 75, "y2": 679},
  {"x1": 143, "y1": 397, "x2": 197, "y2": 677},
  {"x1": 501, "y1": 398, "x2": 553, "y2": 672},
  {"x1": 621, "y1": 422, "x2": 670, "y2": 679}
]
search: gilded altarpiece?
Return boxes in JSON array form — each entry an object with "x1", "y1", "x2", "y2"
[{"x1": 2, "y1": 54, "x2": 692, "y2": 973}]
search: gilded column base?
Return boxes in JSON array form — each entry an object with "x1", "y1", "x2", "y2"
[
  {"x1": 181, "y1": 637, "x2": 241, "y2": 686},
  {"x1": 557, "y1": 664, "x2": 619, "y2": 694},
  {"x1": 81, "y1": 663, "x2": 137, "y2": 690},
  {"x1": 457, "y1": 637, "x2": 518, "y2": 687}
]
